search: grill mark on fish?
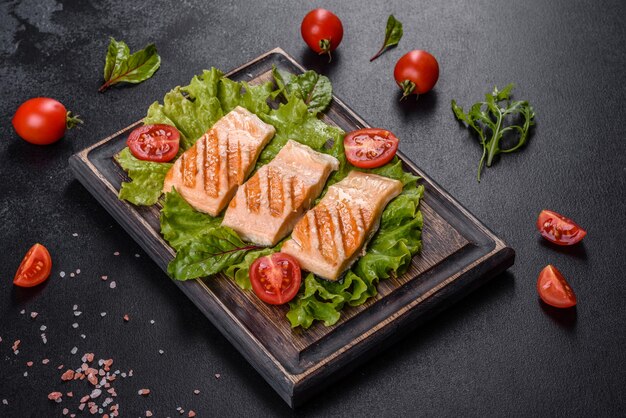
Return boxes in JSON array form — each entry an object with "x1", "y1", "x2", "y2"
[
  {"x1": 182, "y1": 146, "x2": 197, "y2": 188},
  {"x1": 315, "y1": 205, "x2": 337, "y2": 263},
  {"x1": 204, "y1": 130, "x2": 219, "y2": 198},
  {"x1": 268, "y1": 166, "x2": 284, "y2": 217},
  {"x1": 245, "y1": 174, "x2": 261, "y2": 213},
  {"x1": 337, "y1": 201, "x2": 359, "y2": 256}
]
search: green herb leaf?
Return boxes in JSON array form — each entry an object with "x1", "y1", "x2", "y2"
[
  {"x1": 115, "y1": 148, "x2": 172, "y2": 206},
  {"x1": 271, "y1": 66, "x2": 332, "y2": 114},
  {"x1": 100, "y1": 38, "x2": 161, "y2": 93},
  {"x1": 451, "y1": 84, "x2": 536, "y2": 181},
  {"x1": 370, "y1": 15, "x2": 403, "y2": 62},
  {"x1": 168, "y1": 226, "x2": 261, "y2": 280},
  {"x1": 160, "y1": 189, "x2": 222, "y2": 251}
]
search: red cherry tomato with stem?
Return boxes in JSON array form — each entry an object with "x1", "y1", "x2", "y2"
[
  {"x1": 12, "y1": 98, "x2": 82, "y2": 145},
  {"x1": 536, "y1": 209, "x2": 586, "y2": 246},
  {"x1": 394, "y1": 50, "x2": 440, "y2": 100},
  {"x1": 249, "y1": 253, "x2": 302, "y2": 305},
  {"x1": 127, "y1": 124, "x2": 180, "y2": 162},
  {"x1": 344, "y1": 128, "x2": 399, "y2": 169},
  {"x1": 13, "y1": 244, "x2": 52, "y2": 288},
  {"x1": 301, "y1": 8, "x2": 343, "y2": 62},
  {"x1": 537, "y1": 265, "x2": 577, "y2": 308}
]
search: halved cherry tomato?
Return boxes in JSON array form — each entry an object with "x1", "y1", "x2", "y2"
[
  {"x1": 536, "y1": 209, "x2": 586, "y2": 246},
  {"x1": 250, "y1": 253, "x2": 301, "y2": 305},
  {"x1": 127, "y1": 124, "x2": 180, "y2": 162},
  {"x1": 394, "y1": 50, "x2": 439, "y2": 99},
  {"x1": 344, "y1": 128, "x2": 399, "y2": 169},
  {"x1": 13, "y1": 244, "x2": 52, "y2": 288},
  {"x1": 537, "y1": 265, "x2": 576, "y2": 308},
  {"x1": 301, "y1": 8, "x2": 343, "y2": 61}
]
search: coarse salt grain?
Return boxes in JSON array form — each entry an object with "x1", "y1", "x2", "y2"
[
  {"x1": 40, "y1": 325, "x2": 47, "y2": 331},
  {"x1": 48, "y1": 392, "x2": 62, "y2": 401},
  {"x1": 100, "y1": 312, "x2": 107, "y2": 317},
  {"x1": 20, "y1": 309, "x2": 25, "y2": 314},
  {"x1": 74, "y1": 311, "x2": 82, "y2": 316},
  {"x1": 60, "y1": 271, "x2": 66, "y2": 277},
  {"x1": 12, "y1": 340, "x2": 20, "y2": 351},
  {"x1": 42, "y1": 359, "x2": 49, "y2": 364},
  {"x1": 113, "y1": 252, "x2": 119, "y2": 256},
  {"x1": 76, "y1": 269, "x2": 81, "y2": 274},
  {"x1": 72, "y1": 323, "x2": 79, "y2": 328},
  {"x1": 41, "y1": 334, "x2": 47, "y2": 344},
  {"x1": 150, "y1": 320, "x2": 155, "y2": 324},
  {"x1": 188, "y1": 411, "x2": 196, "y2": 417},
  {"x1": 2, "y1": 399, "x2": 7, "y2": 405},
  {"x1": 138, "y1": 389, "x2": 150, "y2": 396},
  {"x1": 30, "y1": 312, "x2": 38, "y2": 319},
  {"x1": 73, "y1": 304, "x2": 78, "y2": 310},
  {"x1": 90, "y1": 389, "x2": 102, "y2": 399},
  {"x1": 70, "y1": 347, "x2": 78, "y2": 355},
  {"x1": 146, "y1": 411, "x2": 153, "y2": 417},
  {"x1": 101, "y1": 275, "x2": 108, "y2": 281},
  {"x1": 72, "y1": 233, "x2": 78, "y2": 237},
  {"x1": 23, "y1": 371, "x2": 28, "y2": 377},
  {"x1": 135, "y1": 254, "x2": 140, "y2": 258},
  {"x1": 70, "y1": 273, "x2": 75, "y2": 277},
  {"x1": 193, "y1": 389, "x2": 200, "y2": 395},
  {"x1": 110, "y1": 281, "x2": 116, "y2": 289},
  {"x1": 63, "y1": 408, "x2": 69, "y2": 415},
  {"x1": 80, "y1": 334, "x2": 86, "y2": 339},
  {"x1": 123, "y1": 314, "x2": 129, "y2": 322},
  {"x1": 158, "y1": 349, "x2": 164, "y2": 355},
  {"x1": 215, "y1": 373, "x2": 221, "y2": 379},
  {"x1": 26, "y1": 361, "x2": 33, "y2": 367}
]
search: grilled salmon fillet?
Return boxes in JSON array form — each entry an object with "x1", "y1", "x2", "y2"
[
  {"x1": 222, "y1": 140, "x2": 339, "y2": 246},
  {"x1": 162, "y1": 106, "x2": 275, "y2": 216},
  {"x1": 282, "y1": 171, "x2": 403, "y2": 281}
]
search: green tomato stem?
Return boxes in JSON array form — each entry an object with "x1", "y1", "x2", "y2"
[
  {"x1": 318, "y1": 39, "x2": 332, "y2": 63},
  {"x1": 399, "y1": 80, "x2": 417, "y2": 101},
  {"x1": 66, "y1": 111, "x2": 83, "y2": 130}
]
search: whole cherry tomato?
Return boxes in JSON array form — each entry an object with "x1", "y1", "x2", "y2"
[
  {"x1": 12, "y1": 98, "x2": 82, "y2": 145},
  {"x1": 301, "y1": 8, "x2": 344, "y2": 62},
  {"x1": 394, "y1": 50, "x2": 440, "y2": 99}
]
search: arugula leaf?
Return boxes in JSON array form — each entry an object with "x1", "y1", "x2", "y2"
[
  {"x1": 271, "y1": 66, "x2": 332, "y2": 114},
  {"x1": 99, "y1": 38, "x2": 161, "y2": 93},
  {"x1": 115, "y1": 148, "x2": 172, "y2": 206},
  {"x1": 370, "y1": 15, "x2": 403, "y2": 62},
  {"x1": 452, "y1": 84, "x2": 536, "y2": 181},
  {"x1": 160, "y1": 189, "x2": 222, "y2": 251},
  {"x1": 168, "y1": 227, "x2": 262, "y2": 280}
]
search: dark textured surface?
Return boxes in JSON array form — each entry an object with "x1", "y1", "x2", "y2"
[{"x1": 0, "y1": 0, "x2": 624, "y2": 416}]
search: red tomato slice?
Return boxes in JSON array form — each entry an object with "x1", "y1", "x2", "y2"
[
  {"x1": 344, "y1": 128, "x2": 399, "y2": 169},
  {"x1": 250, "y1": 253, "x2": 302, "y2": 305},
  {"x1": 127, "y1": 124, "x2": 180, "y2": 162},
  {"x1": 537, "y1": 265, "x2": 576, "y2": 308},
  {"x1": 13, "y1": 244, "x2": 52, "y2": 288},
  {"x1": 536, "y1": 209, "x2": 586, "y2": 246}
]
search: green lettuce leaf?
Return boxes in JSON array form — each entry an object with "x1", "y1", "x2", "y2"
[
  {"x1": 272, "y1": 66, "x2": 332, "y2": 114},
  {"x1": 160, "y1": 189, "x2": 222, "y2": 251},
  {"x1": 115, "y1": 148, "x2": 172, "y2": 206},
  {"x1": 168, "y1": 226, "x2": 261, "y2": 280}
]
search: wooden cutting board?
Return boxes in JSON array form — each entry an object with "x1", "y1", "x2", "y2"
[{"x1": 69, "y1": 47, "x2": 514, "y2": 408}]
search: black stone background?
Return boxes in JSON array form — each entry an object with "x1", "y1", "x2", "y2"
[{"x1": 1, "y1": 0, "x2": 625, "y2": 416}]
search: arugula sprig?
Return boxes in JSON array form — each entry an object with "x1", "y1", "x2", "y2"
[{"x1": 451, "y1": 84, "x2": 535, "y2": 181}]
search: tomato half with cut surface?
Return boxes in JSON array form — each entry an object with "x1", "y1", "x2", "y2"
[
  {"x1": 537, "y1": 265, "x2": 576, "y2": 308},
  {"x1": 13, "y1": 244, "x2": 52, "y2": 288},
  {"x1": 344, "y1": 128, "x2": 399, "y2": 169},
  {"x1": 127, "y1": 124, "x2": 180, "y2": 162},
  {"x1": 250, "y1": 253, "x2": 302, "y2": 305},
  {"x1": 536, "y1": 209, "x2": 586, "y2": 246}
]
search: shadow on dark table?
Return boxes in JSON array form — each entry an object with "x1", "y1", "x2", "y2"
[
  {"x1": 393, "y1": 90, "x2": 439, "y2": 120},
  {"x1": 539, "y1": 301, "x2": 577, "y2": 331},
  {"x1": 538, "y1": 239, "x2": 588, "y2": 261},
  {"x1": 298, "y1": 49, "x2": 342, "y2": 77}
]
